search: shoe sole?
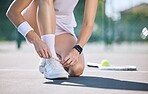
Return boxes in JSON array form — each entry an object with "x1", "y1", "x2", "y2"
[{"x1": 44, "y1": 72, "x2": 69, "y2": 79}]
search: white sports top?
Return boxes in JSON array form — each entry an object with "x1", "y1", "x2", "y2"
[{"x1": 54, "y1": 0, "x2": 79, "y2": 35}]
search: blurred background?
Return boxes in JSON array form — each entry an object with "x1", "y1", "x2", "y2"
[{"x1": 0, "y1": 0, "x2": 148, "y2": 49}]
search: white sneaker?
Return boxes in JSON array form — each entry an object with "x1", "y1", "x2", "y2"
[
  {"x1": 43, "y1": 58, "x2": 69, "y2": 79},
  {"x1": 39, "y1": 58, "x2": 46, "y2": 74}
]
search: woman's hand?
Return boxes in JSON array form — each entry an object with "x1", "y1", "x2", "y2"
[
  {"x1": 26, "y1": 31, "x2": 52, "y2": 58},
  {"x1": 61, "y1": 48, "x2": 80, "y2": 68},
  {"x1": 33, "y1": 39, "x2": 52, "y2": 58}
]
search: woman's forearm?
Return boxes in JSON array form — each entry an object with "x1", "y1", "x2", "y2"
[
  {"x1": 76, "y1": 0, "x2": 99, "y2": 47},
  {"x1": 6, "y1": 0, "x2": 41, "y2": 42},
  {"x1": 76, "y1": 24, "x2": 93, "y2": 47}
]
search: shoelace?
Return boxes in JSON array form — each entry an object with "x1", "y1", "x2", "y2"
[{"x1": 45, "y1": 58, "x2": 64, "y2": 72}]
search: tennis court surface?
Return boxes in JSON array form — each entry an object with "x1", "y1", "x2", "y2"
[{"x1": 0, "y1": 42, "x2": 148, "y2": 94}]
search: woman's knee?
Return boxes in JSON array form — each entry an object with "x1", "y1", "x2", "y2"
[
  {"x1": 69, "y1": 61, "x2": 85, "y2": 77},
  {"x1": 38, "y1": 0, "x2": 53, "y2": 5}
]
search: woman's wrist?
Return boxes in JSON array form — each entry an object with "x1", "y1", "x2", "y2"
[
  {"x1": 17, "y1": 21, "x2": 34, "y2": 37},
  {"x1": 26, "y1": 30, "x2": 41, "y2": 44},
  {"x1": 73, "y1": 45, "x2": 83, "y2": 54}
]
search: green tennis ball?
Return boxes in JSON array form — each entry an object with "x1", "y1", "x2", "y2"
[{"x1": 100, "y1": 59, "x2": 110, "y2": 67}]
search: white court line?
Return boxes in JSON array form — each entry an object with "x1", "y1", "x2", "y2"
[
  {"x1": 0, "y1": 69, "x2": 38, "y2": 72},
  {"x1": 84, "y1": 70, "x2": 148, "y2": 73},
  {"x1": 0, "y1": 69, "x2": 148, "y2": 73}
]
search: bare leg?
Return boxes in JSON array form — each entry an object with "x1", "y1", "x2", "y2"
[
  {"x1": 21, "y1": 0, "x2": 52, "y2": 58},
  {"x1": 22, "y1": 0, "x2": 56, "y2": 38},
  {"x1": 22, "y1": 0, "x2": 40, "y2": 37},
  {"x1": 38, "y1": 0, "x2": 56, "y2": 35},
  {"x1": 55, "y1": 33, "x2": 85, "y2": 76},
  {"x1": 37, "y1": 0, "x2": 58, "y2": 59}
]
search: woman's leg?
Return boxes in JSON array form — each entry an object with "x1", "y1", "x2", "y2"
[
  {"x1": 38, "y1": 0, "x2": 58, "y2": 59},
  {"x1": 22, "y1": 0, "x2": 40, "y2": 37},
  {"x1": 38, "y1": 0, "x2": 55, "y2": 35},
  {"x1": 37, "y1": 0, "x2": 69, "y2": 79},
  {"x1": 22, "y1": 0, "x2": 68, "y2": 79},
  {"x1": 55, "y1": 33, "x2": 85, "y2": 76}
]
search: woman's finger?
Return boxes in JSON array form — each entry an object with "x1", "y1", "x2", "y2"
[
  {"x1": 40, "y1": 50, "x2": 46, "y2": 58},
  {"x1": 61, "y1": 55, "x2": 70, "y2": 65},
  {"x1": 37, "y1": 51, "x2": 42, "y2": 58},
  {"x1": 64, "y1": 55, "x2": 70, "y2": 62},
  {"x1": 43, "y1": 49, "x2": 49, "y2": 58},
  {"x1": 47, "y1": 49, "x2": 52, "y2": 58},
  {"x1": 64, "y1": 57, "x2": 73, "y2": 67},
  {"x1": 70, "y1": 59, "x2": 77, "y2": 66}
]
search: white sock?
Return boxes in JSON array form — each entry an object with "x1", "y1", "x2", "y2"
[{"x1": 41, "y1": 34, "x2": 58, "y2": 59}]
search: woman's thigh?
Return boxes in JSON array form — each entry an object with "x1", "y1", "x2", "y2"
[{"x1": 55, "y1": 33, "x2": 85, "y2": 76}]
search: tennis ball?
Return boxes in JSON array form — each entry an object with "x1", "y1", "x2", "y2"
[{"x1": 100, "y1": 59, "x2": 110, "y2": 67}]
